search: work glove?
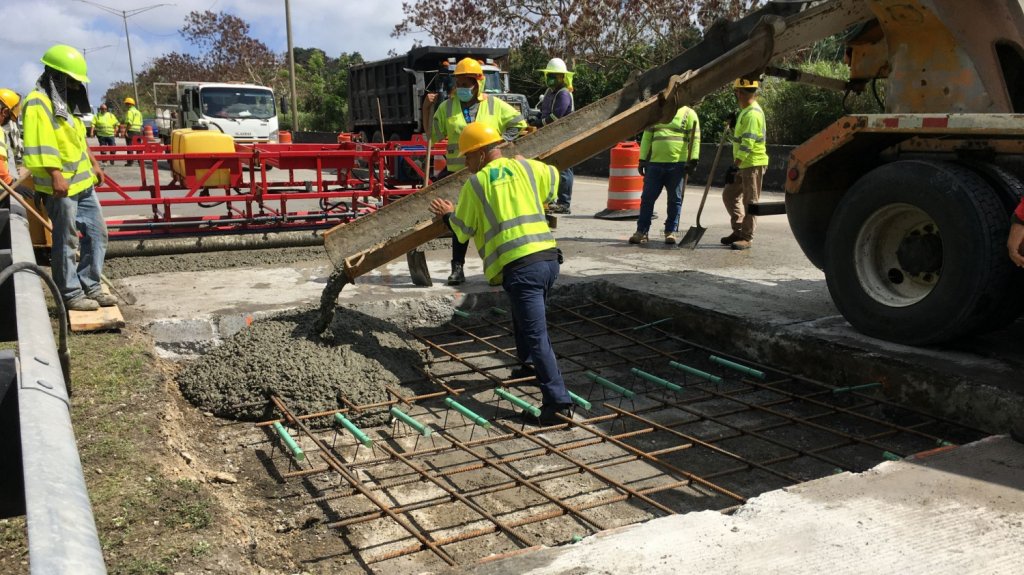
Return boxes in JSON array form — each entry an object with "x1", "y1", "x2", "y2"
[
  {"x1": 727, "y1": 112, "x2": 738, "y2": 130},
  {"x1": 725, "y1": 165, "x2": 739, "y2": 185},
  {"x1": 685, "y1": 159, "x2": 699, "y2": 178},
  {"x1": 638, "y1": 160, "x2": 647, "y2": 177}
]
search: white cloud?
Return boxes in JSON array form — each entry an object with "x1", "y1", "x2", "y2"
[{"x1": 0, "y1": 0, "x2": 431, "y2": 105}]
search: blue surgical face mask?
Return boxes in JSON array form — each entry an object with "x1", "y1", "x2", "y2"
[{"x1": 456, "y1": 87, "x2": 474, "y2": 103}]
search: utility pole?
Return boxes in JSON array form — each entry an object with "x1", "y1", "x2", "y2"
[
  {"x1": 285, "y1": 0, "x2": 299, "y2": 132},
  {"x1": 75, "y1": 1, "x2": 173, "y2": 105}
]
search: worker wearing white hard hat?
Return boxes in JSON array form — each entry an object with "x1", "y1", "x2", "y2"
[{"x1": 536, "y1": 57, "x2": 575, "y2": 213}]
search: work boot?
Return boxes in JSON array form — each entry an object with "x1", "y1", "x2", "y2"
[
  {"x1": 86, "y1": 290, "x2": 118, "y2": 307},
  {"x1": 720, "y1": 232, "x2": 741, "y2": 245},
  {"x1": 628, "y1": 232, "x2": 648, "y2": 245},
  {"x1": 730, "y1": 240, "x2": 752, "y2": 251},
  {"x1": 447, "y1": 263, "x2": 465, "y2": 285},
  {"x1": 664, "y1": 231, "x2": 679, "y2": 245},
  {"x1": 517, "y1": 403, "x2": 573, "y2": 426},
  {"x1": 548, "y1": 203, "x2": 571, "y2": 214},
  {"x1": 508, "y1": 363, "x2": 536, "y2": 381},
  {"x1": 65, "y1": 295, "x2": 99, "y2": 312}
]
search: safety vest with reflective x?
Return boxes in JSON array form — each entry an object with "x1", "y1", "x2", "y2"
[
  {"x1": 640, "y1": 106, "x2": 701, "y2": 164},
  {"x1": 731, "y1": 101, "x2": 769, "y2": 169},
  {"x1": 431, "y1": 95, "x2": 526, "y2": 172},
  {"x1": 449, "y1": 157, "x2": 559, "y2": 284},
  {"x1": 21, "y1": 90, "x2": 95, "y2": 196}
]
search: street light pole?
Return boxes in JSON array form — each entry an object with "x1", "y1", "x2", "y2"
[
  {"x1": 285, "y1": 0, "x2": 299, "y2": 132},
  {"x1": 75, "y1": 1, "x2": 173, "y2": 106}
]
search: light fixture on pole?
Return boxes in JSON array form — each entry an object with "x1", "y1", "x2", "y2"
[{"x1": 75, "y1": 0, "x2": 174, "y2": 105}]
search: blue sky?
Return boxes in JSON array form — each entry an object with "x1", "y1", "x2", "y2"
[{"x1": 0, "y1": 0, "x2": 429, "y2": 104}]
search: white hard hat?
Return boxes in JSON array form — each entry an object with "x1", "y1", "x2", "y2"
[{"x1": 539, "y1": 58, "x2": 570, "y2": 75}]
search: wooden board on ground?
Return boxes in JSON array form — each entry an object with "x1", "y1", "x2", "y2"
[
  {"x1": 69, "y1": 285, "x2": 126, "y2": 332},
  {"x1": 69, "y1": 305, "x2": 125, "y2": 332}
]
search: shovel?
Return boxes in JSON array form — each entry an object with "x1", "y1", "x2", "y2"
[
  {"x1": 679, "y1": 128, "x2": 730, "y2": 249},
  {"x1": 406, "y1": 134, "x2": 435, "y2": 287}
]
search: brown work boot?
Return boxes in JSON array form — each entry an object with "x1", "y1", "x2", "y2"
[
  {"x1": 730, "y1": 240, "x2": 752, "y2": 251},
  {"x1": 65, "y1": 295, "x2": 99, "y2": 312},
  {"x1": 720, "y1": 232, "x2": 741, "y2": 245},
  {"x1": 86, "y1": 290, "x2": 118, "y2": 307},
  {"x1": 629, "y1": 232, "x2": 648, "y2": 245},
  {"x1": 664, "y1": 231, "x2": 679, "y2": 245}
]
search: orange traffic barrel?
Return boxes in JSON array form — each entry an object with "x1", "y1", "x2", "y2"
[
  {"x1": 595, "y1": 142, "x2": 643, "y2": 219},
  {"x1": 279, "y1": 130, "x2": 292, "y2": 144},
  {"x1": 337, "y1": 132, "x2": 352, "y2": 143}
]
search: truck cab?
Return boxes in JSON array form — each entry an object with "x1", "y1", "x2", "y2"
[{"x1": 155, "y1": 82, "x2": 279, "y2": 144}]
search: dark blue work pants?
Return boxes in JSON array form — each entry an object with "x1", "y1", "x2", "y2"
[
  {"x1": 502, "y1": 259, "x2": 571, "y2": 408},
  {"x1": 636, "y1": 162, "x2": 686, "y2": 234}
]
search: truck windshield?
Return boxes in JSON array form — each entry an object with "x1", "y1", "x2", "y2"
[
  {"x1": 483, "y1": 71, "x2": 503, "y2": 94},
  {"x1": 200, "y1": 87, "x2": 276, "y2": 120}
]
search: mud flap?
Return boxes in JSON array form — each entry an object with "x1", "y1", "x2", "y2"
[{"x1": 407, "y1": 250, "x2": 433, "y2": 287}]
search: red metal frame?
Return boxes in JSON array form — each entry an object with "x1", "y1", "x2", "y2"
[{"x1": 93, "y1": 135, "x2": 447, "y2": 239}]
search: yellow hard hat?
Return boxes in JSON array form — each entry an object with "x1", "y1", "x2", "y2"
[
  {"x1": 454, "y1": 58, "x2": 483, "y2": 77},
  {"x1": 0, "y1": 88, "x2": 20, "y2": 118},
  {"x1": 733, "y1": 78, "x2": 760, "y2": 90},
  {"x1": 124, "y1": 97, "x2": 136, "y2": 106},
  {"x1": 458, "y1": 122, "x2": 502, "y2": 157}
]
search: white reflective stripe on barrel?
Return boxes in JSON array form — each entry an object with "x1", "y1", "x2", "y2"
[
  {"x1": 608, "y1": 168, "x2": 637, "y2": 177},
  {"x1": 608, "y1": 191, "x2": 642, "y2": 200}
]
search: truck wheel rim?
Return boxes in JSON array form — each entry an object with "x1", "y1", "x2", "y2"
[{"x1": 854, "y1": 203, "x2": 941, "y2": 308}]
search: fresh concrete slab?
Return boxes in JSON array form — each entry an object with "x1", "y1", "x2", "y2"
[{"x1": 452, "y1": 435, "x2": 1024, "y2": 575}]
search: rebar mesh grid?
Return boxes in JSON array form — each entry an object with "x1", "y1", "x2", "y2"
[{"x1": 257, "y1": 299, "x2": 985, "y2": 571}]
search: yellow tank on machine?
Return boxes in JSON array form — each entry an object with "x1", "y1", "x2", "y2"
[{"x1": 171, "y1": 129, "x2": 235, "y2": 187}]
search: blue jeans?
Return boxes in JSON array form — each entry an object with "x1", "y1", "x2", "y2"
[
  {"x1": 502, "y1": 259, "x2": 571, "y2": 408},
  {"x1": 556, "y1": 168, "x2": 573, "y2": 207},
  {"x1": 636, "y1": 162, "x2": 686, "y2": 234},
  {"x1": 44, "y1": 187, "x2": 108, "y2": 301}
]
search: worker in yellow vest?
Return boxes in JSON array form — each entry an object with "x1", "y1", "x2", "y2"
[
  {"x1": 121, "y1": 96, "x2": 143, "y2": 166},
  {"x1": 89, "y1": 102, "x2": 119, "y2": 163},
  {"x1": 631, "y1": 105, "x2": 701, "y2": 245},
  {"x1": 429, "y1": 122, "x2": 572, "y2": 425},
  {"x1": 0, "y1": 88, "x2": 20, "y2": 186},
  {"x1": 721, "y1": 78, "x2": 769, "y2": 250},
  {"x1": 22, "y1": 44, "x2": 114, "y2": 311},
  {"x1": 422, "y1": 57, "x2": 527, "y2": 285}
]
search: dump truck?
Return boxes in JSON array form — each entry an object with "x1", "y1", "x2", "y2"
[
  {"x1": 348, "y1": 46, "x2": 533, "y2": 141},
  {"x1": 323, "y1": 0, "x2": 1024, "y2": 346},
  {"x1": 153, "y1": 81, "x2": 280, "y2": 144}
]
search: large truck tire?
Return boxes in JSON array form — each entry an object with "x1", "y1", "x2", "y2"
[
  {"x1": 824, "y1": 160, "x2": 1013, "y2": 345},
  {"x1": 957, "y1": 161, "x2": 1024, "y2": 331},
  {"x1": 785, "y1": 187, "x2": 844, "y2": 269}
]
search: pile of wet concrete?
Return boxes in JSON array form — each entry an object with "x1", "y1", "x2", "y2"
[{"x1": 178, "y1": 306, "x2": 431, "y2": 427}]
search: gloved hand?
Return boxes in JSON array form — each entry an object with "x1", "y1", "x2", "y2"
[
  {"x1": 685, "y1": 159, "x2": 699, "y2": 178},
  {"x1": 727, "y1": 112, "x2": 738, "y2": 130},
  {"x1": 725, "y1": 165, "x2": 739, "y2": 185},
  {"x1": 638, "y1": 160, "x2": 647, "y2": 177}
]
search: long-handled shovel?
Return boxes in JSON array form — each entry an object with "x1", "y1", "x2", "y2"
[{"x1": 679, "y1": 128, "x2": 730, "y2": 249}]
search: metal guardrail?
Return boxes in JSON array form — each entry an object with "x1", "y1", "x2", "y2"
[{"x1": 0, "y1": 202, "x2": 106, "y2": 574}]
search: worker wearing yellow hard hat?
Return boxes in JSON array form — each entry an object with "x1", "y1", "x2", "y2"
[
  {"x1": 428, "y1": 122, "x2": 571, "y2": 424},
  {"x1": 422, "y1": 56, "x2": 527, "y2": 285},
  {"x1": 535, "y1": 57, "x2": 576, "y2": 214},
  {"x1": 90, "y1": 103, "x2": 119, "y2": 162},
  {"x1": 23, "y1": 44, "x2": 115, "y2": 311},
  {"x1": 121, "y1": 96, "x2": 143, "y2": 165},
  {"x1": 721, "y1": 76, "x2": 769, "y2": 251},
  {"x1": 0, "y1": 88, "x2": 21, "y2": 186}
]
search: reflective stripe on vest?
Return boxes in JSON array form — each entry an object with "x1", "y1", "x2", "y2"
[{"x1": 21, "y1": 91, "x2": 94, "y2": 196}]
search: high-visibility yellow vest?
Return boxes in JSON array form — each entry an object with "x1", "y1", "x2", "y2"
[
  {"x1": 93, "y1": 111, "x2": 119, "y2": 137},
  {"x1": 450, "y1": 157, "x2": 559, "y2": 284},
  {"x1": 22, "y1": 90, "x2": 95, "y2": 196},
  {"x1": 124, "y1": 107, "x2": 143, "y2": 132},
  {"x1": 640, "y1": 106, "x2": 701, "y2": 163},
  {"x1": 731, "y1": 101, "x2": 768, "y2": 168},
  {"x1": 431, "y1": 95, "x2": 526, "y2": 172}
]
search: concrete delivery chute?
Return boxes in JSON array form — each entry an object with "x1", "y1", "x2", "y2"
[{"x1": 325, "y1": 0, "x2": 1024, "y2": 345}]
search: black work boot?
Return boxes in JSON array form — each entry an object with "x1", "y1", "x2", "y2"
[
  {"x1": 447, "y1": 262, "x2": 465, "y2": 285},
  {"x1": 508, "y1": 363, "x2": 537, "y2": 381}
]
